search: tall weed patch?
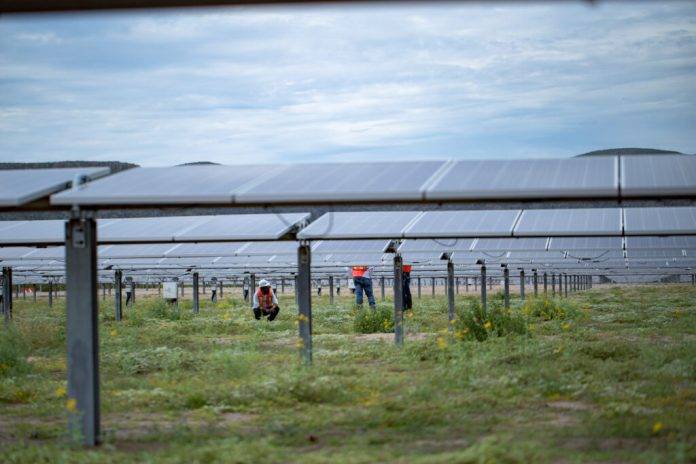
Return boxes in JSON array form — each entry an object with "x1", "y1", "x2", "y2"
[
  {"x1": 0, "y1": 326, "x2": 30, "y2": 377},
  {"x1": 354, "y1": 305, "x2": 394, "y2": 333},
  {"x1": 454, "y1": 300, "x2": 527, "y2": 342}
]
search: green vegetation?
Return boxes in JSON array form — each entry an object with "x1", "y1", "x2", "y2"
[
  {"x1": 0, "y1": 285, "x2": 694, "y2": 463},
  {"x1": 353, "y1": 305, "x2": 394, "y2": 333}
]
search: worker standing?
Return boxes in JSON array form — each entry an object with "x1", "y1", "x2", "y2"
[
  {"x1": 252, "y1": 279, "x2": 280, "y2": 321},
  {"x1": 317, "y1": 280, "x2": 322, "y2": 296},
  {"x1": 403, "y1": 264, "x2": 413, "y2": 311},
  {"x1": 352, "y1": 265, "x2": 376, "y2": 308}
]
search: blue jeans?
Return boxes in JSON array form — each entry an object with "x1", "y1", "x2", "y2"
[{"x1": 354, "y1": 277, "x2": 376, "y2": 307}]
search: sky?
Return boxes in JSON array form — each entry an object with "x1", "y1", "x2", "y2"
[{"x1": 0, "y1": 2, "x2": 695, "y2": 166}]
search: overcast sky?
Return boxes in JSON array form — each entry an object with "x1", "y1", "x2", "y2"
[{"x1": 0, "y1": 2, "x2": 695, "y2": 166}]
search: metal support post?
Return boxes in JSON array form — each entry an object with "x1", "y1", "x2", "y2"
[
  {"x1": 130, "y1": 279, "x2": 136, "y2": 305},
  {"x1": 192, "y1": 272, "x2": 200, "y2": 314},
  {"x1": 564, "y1": 274, "x2": 568, "y2": 297},
  {"x1": 65, "y1": 217, "x2": 100, "y2": 446},
  {"x1": 2, "y1": 267, "x2": 12, "y2": 323},
  {"x1": 297, "y1": 244, "x2": 313, "y2": 364},
  {"x1": 329, "y1": 275, "x2": 334, "y2": 305},
  {"x1": 281, "y1": 277, "x2": 285, "y2": 293},
  {"x1": 48, "y1": 281, "x2": 53, "y2": 308},
  {"x1": 380, "y1": 275, "x2": 385, "y2": 301},
  {"x1": 417, "y1": 277, "x2": 421, "y2": 299},
  {"x1": 33, "y1": 283, "x2": 37, "y2": 303},
  {"x1": 533, "y1": 270, "x2": 538, "y2": 297},
  {"x1": 455, "y1": 277, "x2": 459, "y2": 295},
  {"x1": 393, "y1": 255, "x2": 404, "y2": 345},
  {"x1": 503, "y1": 266, "x2": 510, "y2": 309},
  {"x1": 543, "y1": 272, "x2": 548, "y2": 296},
  {"x1": 447, "y1": 261, "x2": 455, "y2": 329},
  {"x1": 520, "y1": 270, "x2": 526, "y2": 300},
  {"x1": 431, "y1": 277, "x2": 435, "y2": 298},
  {"x1": 219, "y1": 280, "x2": 224, "y2": 298},
  {"x1": 114, "y1": 270, "x2": 122, "y2": 321},
  {"x1": 250, "y1": 274, "x2": 256, "y2": 304},
  {"x1": 465, "y1": 276, "x2": 469, "y2": 293},
  {"x1": 480, "y1": 265, "x2": 487, "y2": 314}
]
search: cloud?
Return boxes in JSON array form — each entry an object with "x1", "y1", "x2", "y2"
[{"x1": 0, "y1": 2, "x2": 694, "y2": 166}]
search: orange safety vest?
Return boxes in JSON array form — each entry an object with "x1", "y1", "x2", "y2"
[
  {"x1": 352, "y1": 266, "x2": 368, "y2": 277},
  {"x1": 403, "y1": 265, "x2": 412, "y2": 273},
  {"x1": 256, "y1": 288, "x2": 274, "y2": 309}
]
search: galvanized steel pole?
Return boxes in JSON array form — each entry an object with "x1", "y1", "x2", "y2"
[
  {"x1": 65, "y1": 218, "x2": 100, "y2": 446},
  {"x1": 447, "y1": 261, "x2": 455, "y2": 329},
  {"x1": 192, "y1": 272, "x2": 200, "y2": 314},
  {"x1": 297, "y1": 244, "x2": 313, "y2": 364},
  {"x1": 393, "y1": 255, "x2": 404, "y2": 346},
  {"x1": 114, "y1": 270, "x2": 122, "y2": 321}
]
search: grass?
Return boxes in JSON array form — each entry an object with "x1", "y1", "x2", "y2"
[{"x1": 0, "y1": 285, "x2": 694, "y2": 463}]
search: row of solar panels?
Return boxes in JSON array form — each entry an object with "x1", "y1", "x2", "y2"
[
  {"x1": 4, "y1": 236, "x2": 696, "y2": 263},
  {"x1": 1, "y1": 207, "x2": 695, "y2": 246},
  {"x1": 1, "y1": 155, "x2": 695, "y2": 208}
]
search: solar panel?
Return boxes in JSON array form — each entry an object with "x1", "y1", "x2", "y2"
[
  {"x1": 0, "y1": 247, "x2": 38, "y2": 259},
  {"x1": 167, "y1": 242, "x2": 243, "y2": 257},
  {"x1": 0, "y1": 167, "x2": 110, "y2": 207},
  {"x1": 621, "y1": 155, "x2": 696, "y2": 197},
  {"x1": 625, "y1": 249, "x2": 687, "y2": 259},
  {"x1": 312, "y1": 239, "x2": 391, "y2": 254},
  {"x1": 176, "y1": 213, "x2": 308, "y2": 241},
  {"x1": 98, "y1": 216, "x2": 210, "y2": 242},
  {"x1": 51, "y1": 165, "x2": 285, "y2": 205},
  {"x1": 235, "y1": 161, "x2": 446, "y2": 203},
  {"x1": 425, "y1": 157, "x2": 617, "y2": 200},
  {"x1": 472, "y1": 237, "x2": 548, "y2": 251},
  {"x1": 99, "y1": 244, "x2": 181, "y2": 258},
  {"x1": 22, "y1": 246, "x2": 65, "y2": 260},
  {"x1": 623, "y1": 207, "x2": 696, "y2": 235},
  {"x1": 624, "y1": 236, "x2": 696, "y2": 249},
  {"x1": 547, "y1": 236, "x2": 623, "y2": 251},
  {"x1": 237, "y1": 241, "x2": 298, "y2": 255},
  {"x1": 398, "y1": 238, "x2": 475, "y2": 252},
  {"x1": 297, "y1": 211, "x2": 421, "y2": 239},
  {"x1": 320, "y1": 253, "x2": 389, "y2": 265},
  {"x1": 0, "y1": 220, "x2": 64, "y2": 245},
  {"x1": 514, "y1": 208, "x2": 622, "y2": 236},
  {"x1": 405, "y1": 210, "x2": 521, "y2": 238}
]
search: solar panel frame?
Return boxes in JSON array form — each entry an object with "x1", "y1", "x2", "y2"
[
  {"x1": 623, "y1": 207, "x2": 696, "y2": 236},
  {"x1": 624, "y1": 235, "x2": 696, "y2": 250},
  {"x1": 547, "y1": 236, "x2": 623, "y2": 251},
  {"x1": 404, "y1": 210, "x2": 521, "y2": 238},
  {"x1": 425, "y1": 157, "x2": 618, "y2": 200},
  {"x1": 621, "y1": 155, "x2": 696, "y2": 197},
  {"x1": 297, "y1": 211, "x2": 422, "y2": 239},
  {"x1": 0, "y1": 167, "x2": 110, "y2": 207},
  {"x1": 51, "y1": 165, "x2": 286, "y2": 205},
  {"x1": 513, "y1": 208, "x2": 622, "y2": 236},
  {"x1": 235, "y1": 161, "x2": 447, "y2": 203},
  {"x1": 472, "y1": 237, "x2": 548, "y2": 251}
]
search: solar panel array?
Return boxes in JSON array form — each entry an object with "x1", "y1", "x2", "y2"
[{"x1": 49, "y1": 155, "x2": 696, "y2": 206}]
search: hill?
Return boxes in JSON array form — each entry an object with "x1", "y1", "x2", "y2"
[
  {"x1": 0, "y1": 160, "x2": 138, "y2": 173},
  {"x1": 577, "y1": 148, "x2": 683, "y2": 157}
]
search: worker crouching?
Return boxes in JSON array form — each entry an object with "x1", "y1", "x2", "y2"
[{"x1": 253, "y1": 279, "x2": 280, "y2": 321}]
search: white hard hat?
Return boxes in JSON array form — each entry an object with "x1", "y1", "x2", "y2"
[{"x1": 259, "y1": 279, "x2": 271, "y2": 288}]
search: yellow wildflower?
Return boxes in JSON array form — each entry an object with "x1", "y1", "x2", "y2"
[
  {"x1": 295, "y1": 339, "x2": 304, "y2": 349},
  {"x1": 436, "y1": 336, "x2": 448, "y2": 349},
  {"x1": 66, "y1": 398, "x2": 77, "y2": 412},
  {"x1": 483, "y1": 321, "x2": 492, "y2": 330},
  {"x1": 109, "y1": 329, "x2": 118, "y2": 337},
  {"x1": 561, "y1": 323, "x2": 571, "y2": 331},
  {"x1": 652, "y1": 422, "x2": 663, "y2": 434},
  {"x1": 54, "y1": 386, "x2": 67, "y2": 398}
]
